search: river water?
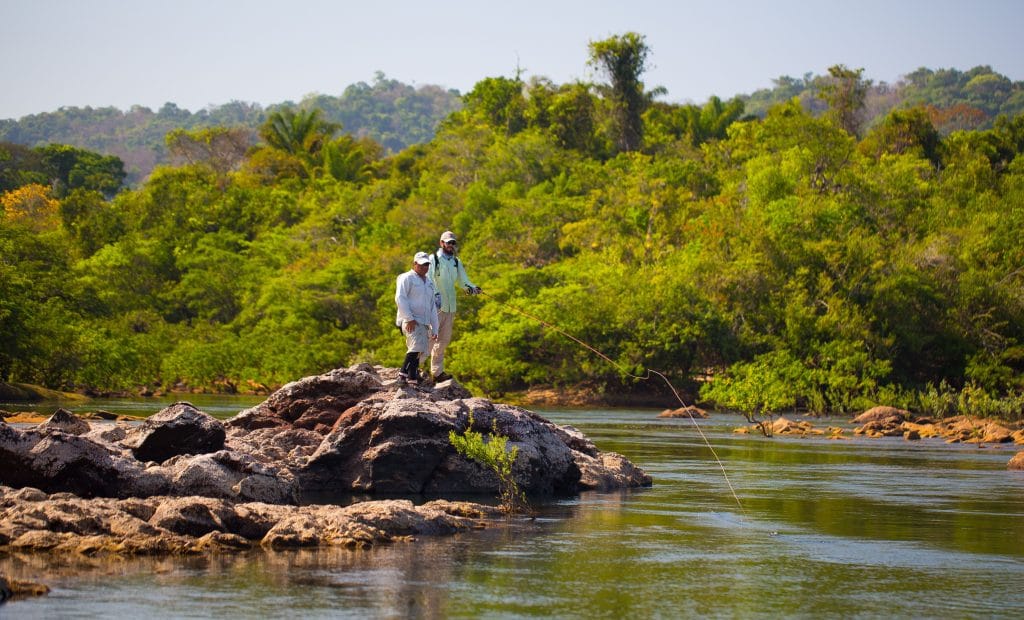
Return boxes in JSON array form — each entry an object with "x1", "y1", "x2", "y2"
[{"x1": 3, "y1": 400, "x2": 1024, "y2": 618}]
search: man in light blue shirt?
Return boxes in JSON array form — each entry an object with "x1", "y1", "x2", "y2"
[
  {"x1": 395, "y1": 251, "x2": 439, "y2": 385},
  {"x1": 427, "y1": 231, "x2": 481, "y2": 382}
]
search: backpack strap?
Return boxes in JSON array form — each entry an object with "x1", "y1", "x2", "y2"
[{"x1": 433, "y1": 253, "x2": 459, "y2": 271}]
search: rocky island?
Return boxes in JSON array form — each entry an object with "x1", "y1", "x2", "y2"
[{"x1": 0, "y1": 364, "x2": 651, "y2": 567}]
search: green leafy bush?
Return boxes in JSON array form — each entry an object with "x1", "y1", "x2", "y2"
[{"x1": 448, "y1": 414, "x2": 528, "y2": 514}]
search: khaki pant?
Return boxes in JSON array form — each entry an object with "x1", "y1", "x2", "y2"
[
  {"x1": 404, "y1": 322, "x2": 431, "y2": 361},
  {"x1": 430, "y1": 311, "x2": 455, "y2": 376}
]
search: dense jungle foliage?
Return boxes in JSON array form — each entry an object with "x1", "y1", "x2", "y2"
[{"x1": 2, "y1": 34, "x2": 1023, "y2": 419}]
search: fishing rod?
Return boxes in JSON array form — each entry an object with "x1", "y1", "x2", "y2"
[{"x1": 476, "y1": 289, "x2": 746, "y2": 513}]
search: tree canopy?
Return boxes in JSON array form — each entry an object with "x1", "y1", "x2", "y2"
[{"x1": 2, "y1": 39, "x2": 1023, "y2": 421}]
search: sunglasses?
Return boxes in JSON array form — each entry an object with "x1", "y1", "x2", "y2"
[{"x1": 443, "y1": 240, "x2": 457, "y2": 246}]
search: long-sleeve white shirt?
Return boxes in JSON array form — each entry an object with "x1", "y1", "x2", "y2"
[
  {"x1": 428, "y1": 250, "x2": 476, "y2": 313},
  {"x1": 395, "y1": 270, "x2": 439, "y2": 333}
]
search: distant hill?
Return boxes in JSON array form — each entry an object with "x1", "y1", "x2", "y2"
[
  {"x1": 0, "y1": 73, "x2": 462, "y2": 186},
  {"x1": 2, "y1": 66, "x2": 1022, "y2": 186},
  {"x1": 741, "y1": 65, "x2": 1024, "y2": 134}
]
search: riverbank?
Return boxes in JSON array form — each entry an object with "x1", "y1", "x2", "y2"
[
  {"x1": 2, "y1": 377, "x2": 683, "y2": 409},
  {"x1": 0, "y1": 383, "x2": 87, "y2": 403}
]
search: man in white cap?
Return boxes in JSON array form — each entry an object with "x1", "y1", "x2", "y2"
[
  {"x1": 427, "y1": 230, "x2": 481, "y2": 382},
  {"x1": 395, "y1": 251, "x2": 439, "y2": 385}
]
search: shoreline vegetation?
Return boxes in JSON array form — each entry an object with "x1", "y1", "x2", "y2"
[
  {"x1": 4, "y1": 380, "x2": 1022, "y2": 443},
  {"x1": 3, "y1": 379, "x2": 1023, "y2": 423}
]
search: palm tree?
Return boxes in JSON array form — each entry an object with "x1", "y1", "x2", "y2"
[{"x1": 259, "y1": 108, "x2": 340, "y2": 158}]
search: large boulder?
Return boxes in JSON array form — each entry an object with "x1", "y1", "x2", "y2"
[
  {"x1": 0, "y1": 421, "x2": 169, "y2": 498},
  {"x1": 220, "y1": 364, "x2": 651, "y2": 498},
  {"x1": 123, "y1": 402, "x2": 225, "y2": 462},
  {"x1": 852, "y1": 406, "x2": 909, "y2": 425},
  {"x1": 297, "y1": 394, "x2": 608, "y2": 497},
  {"x1": 227, "y1": 365, "x2": 384, "y2": 432},
  {"x1": 161, "y1": 450, "x2": 298, "y2": 504}
]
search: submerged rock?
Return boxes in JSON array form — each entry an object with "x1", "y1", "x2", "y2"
[
  {"x1": 0, "y1": 574, "x2": 51, "y2": 602},
  {"x1": 1009, "y1": 451, "x2": 1024, "y2": 471},
  {"x1": 657, "y1": 406, "x2": 708, "y2": 419}
]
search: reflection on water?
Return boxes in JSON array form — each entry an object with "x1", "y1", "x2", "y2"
[{"x1": 3, "y1": 407, "x2": 1024, "y2": 618}]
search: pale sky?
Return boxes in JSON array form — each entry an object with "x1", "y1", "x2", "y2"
[{"x1": 2, "y1": 0, "x2": 1022, "y2": 121}]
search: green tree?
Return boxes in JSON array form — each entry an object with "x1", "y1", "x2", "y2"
[
  {"x1": 460, "y1": 76, "x2": 528, "y2": 136},
  {"x1": 587, "y1": 32, "x2": 661, "y2": 152},
  {"x1": 0, "y1": 142, "x2": 47, "y2": 192},
  {"x1": 166, "y1": 126, "x2": 253, "y2": 176},
  {"x1": 257, "y1": 108, "x2": 340, "y2": 179},
  {"x1": 321, "y1": 134, "x2": 380, "y2": 183},
  {"x1": 36, "y1": 144, "x2": 126, "y2": 198},
  {"x1": 59, "y1": 188, "x2": 126, "y2": 256},
  {"x1": 816, "y1": 64, "x2": 870, "y2": 137},
  {"x1": 0, "y1": 218, "x2": 82, "y2": 386},
  {"x1": 644, "y1": 96, "x2": 746, "y2": 149},
  {"x1": 858, "y1": 106, "x2": 941, "y2": 164}
]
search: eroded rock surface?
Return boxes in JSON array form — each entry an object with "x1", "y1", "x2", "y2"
[
  {"x1": 0, "y1": 485, "x2": 497, "y2": 556},
  {"x1": 123, "y1": 402, "x2": 225, "y2": 462},
  {"x1": 0, "y1": 365, "x2": 651, "y2": 559}
]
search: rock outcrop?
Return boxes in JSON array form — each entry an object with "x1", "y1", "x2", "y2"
[
  {"x1": 222, "y1": 364, "x2": 650, "y2": 497},
  {"x1": 1, "y1": 410, "x2": 296, "y2": 503},
  {"x1": 298, "y1": 396, "x2": 587, "y2": 496},
  {"x1": 1009, "y1": 451, "x2": 1024, "y2": 471},
  {"x1": 0, "y1": 485, "x2": 498, "y2": 555},
  {"x1": 854, "y1": 412, "x2": 1023, "y2": 445},
  {"x1": 0, "y1": 365, "x2": 651, "y2": 558},
  {"x1": 851, "y1": 406, "x2": 911, "y2": 425},
  {"x1": 732, "y1": 406, "x2": 1023, "y2": 447}
]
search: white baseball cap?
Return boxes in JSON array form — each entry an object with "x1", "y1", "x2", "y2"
[
  {"x1": 440, "y1": 231, "x2": 457, "y2": 243},
  {"x1": 414, "y1": 251, "x2": 431, "y2": 265}
]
